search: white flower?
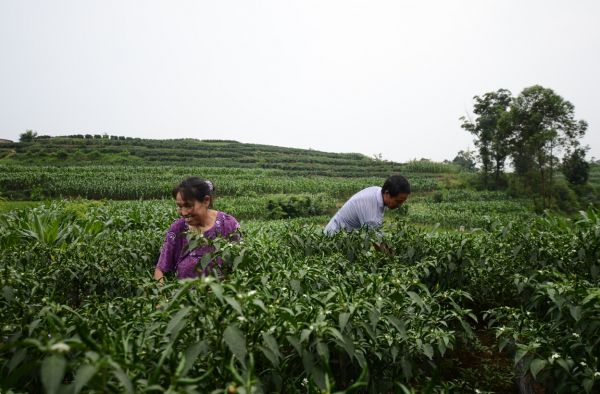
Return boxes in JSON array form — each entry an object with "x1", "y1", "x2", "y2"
[
  {"x1": 572, "y1": 333, "x2": 580, "y2": 338},
  {"x1": 246, "y1": 290, "x2": 257, "y2": 297},
  {"x1": 551, "y1": 353, "x2": 560, "y2": 360},
  {"x1": 595, "y1": 371, "x2": 600, "y2": 377},
  {"x1": 237, "y1": 316, "x2": 247, "y2": 322},
  {"x1": 580, "y1": 361, "x2": 587, "y2": 367},
  {"x1": 50, "y1": 342, "x2": 70, "y2": 353},
  {"x1": 301, "y1": 377, "x2": 308, "y2": 386}
]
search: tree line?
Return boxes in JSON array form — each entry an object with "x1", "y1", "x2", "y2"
[{"x1": 461, "y1": 85, "x2": 593, "y2": 211}]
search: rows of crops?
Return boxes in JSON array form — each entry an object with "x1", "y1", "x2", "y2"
[
  {"x1": 1, "y1": 198, "x2": 599, "y2": 392},
  {"x1": 0, "y1": 165, "x2": 440, "y2": 200},
  {"x1": 1, "y1": 137, "x2": 429, "y2": 177}
]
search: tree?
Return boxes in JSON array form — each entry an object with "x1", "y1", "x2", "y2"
[
  {"x1": 460, "y1": 89, "x2": 512, "y2": 188},
  {"x1": 506, "y1": 85, "x2": 587, "y2": 207},
  {"x1": 19, "y1": 130, "x2": 38, "y2": 143},
  {"x1": 452, "y1": 149, "x2": 477, "y2": 171},
  {"x1": 562, "y1": 147, "x2": 589, "y2": 185}
]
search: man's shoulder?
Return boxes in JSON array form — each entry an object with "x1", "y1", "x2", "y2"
[{"x1": 351, "y1": 186, "x2": 381, "y2": 200}]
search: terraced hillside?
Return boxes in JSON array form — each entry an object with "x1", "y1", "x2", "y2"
[{"x1": 0, "y1": 136, "x2": 459, "y2": 177}]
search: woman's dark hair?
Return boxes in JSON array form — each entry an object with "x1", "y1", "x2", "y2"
[
  {"x1": 172, "y1": 177, "x2": 215, "y2": 206},
  {"x1": 382, "y1": 175, "x2": 410, "y2": 196}
]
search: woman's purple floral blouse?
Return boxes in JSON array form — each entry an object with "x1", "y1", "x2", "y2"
[{"x1": 156, "y1": 212, "x2": 241, "y2": 279}]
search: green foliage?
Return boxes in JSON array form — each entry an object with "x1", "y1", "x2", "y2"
[
  {"x1": 2, "y1": 198, "x2": 599, "y2": 392},
  {"x1": 402, "y1": 159, "x2": 460, "y2": 174},
  {"x1": 19, "y1": 130, "x2": 37, "y2": 143},
  {"x1": 451, "y1": 150, "x2": 477, "y2": 172},
  {"x1": 55, "y1": 149, "x2": 68, "y2": 160},
  {"x1": 562, "y1": 148, "x2": 590, "y2": 186},
  {"x1": 460, "y1": 89, "x2": 512, "y2": 188},
  {"x1": 0, "y1": 164, "x2": 439, "y2": 200},
  {"x1": 1, "y1": 205, "x2": 482, "y2": 393},
  {"x1": 550, "y1": 182, "x2": 580, "y2": 213},
  {"x1": 463, "y1": 86, "x2": 589, "y2": 212},
  {"x1": 2, "y1": 136, "x2": 412, "y2": 177},
  {"x1": 266, "y1": 194, "x2": 333, "y2": 219}
]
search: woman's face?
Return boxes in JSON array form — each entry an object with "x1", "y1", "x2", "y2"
[{"x1": 176, "y1": 192, "x2": 210, "y2": 226}]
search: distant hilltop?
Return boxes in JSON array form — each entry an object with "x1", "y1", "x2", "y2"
[
  {"x1": 0, "y1": 139, "x2": 13, "y2": 144},
  {"x1": 0, "y1": 134, "x2": 461, "y2": 177}
]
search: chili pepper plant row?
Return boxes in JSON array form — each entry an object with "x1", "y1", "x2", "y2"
[{"x1": 1, "y1": 203, "x2": 599, "y2": 393}]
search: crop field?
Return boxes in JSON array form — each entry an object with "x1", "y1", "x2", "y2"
[{"x1": 1, "y1": 165, "x2": 599, "y2": 393}]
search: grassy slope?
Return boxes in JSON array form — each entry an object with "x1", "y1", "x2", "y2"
[{"x1": 0, "y1": 136, "x2": 460, "y2": 177}]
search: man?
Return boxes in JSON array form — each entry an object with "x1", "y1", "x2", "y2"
[{"x1": 324, "y1": 175, "x2": 410, "y2": 235}]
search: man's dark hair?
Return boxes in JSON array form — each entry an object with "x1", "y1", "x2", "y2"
[
  {"x1": 382, "y1": 175, "x2": 410, "y2": 196},
  {"x1": 172, "y1": 177, "x2": 214, "y2": 207}
]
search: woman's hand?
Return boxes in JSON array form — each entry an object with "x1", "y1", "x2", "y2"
[{"x1": 153, "y1": 267, "x2": 165, "y2": 284}]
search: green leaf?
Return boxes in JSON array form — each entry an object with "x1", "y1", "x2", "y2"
[
  {"x1": 583, "y1": 378, "x2": 594, "y2": 393},
  {"x1": 41, "y1": 354, "x2": 66, "y2": 394},
  {"x1": 259, "y1": 345, "x2": 279, "y2": 367},
  {"x1": 341, "y1": 333, "x2": 355, "y2": 359},
  {"x1": 316, "y1": 341, "x2": 329, "y2": 359},
  {"x1": 339, "y1": 312, "x2": 350, "y2": 331},
  {"x1": 286, "y1": 335, "x2": 301, "y2": 354},
  {"x1": 112, "y1": 368, "x2": 134, "y2": 394},
  {"x1": 556, "y1": 358, "x2": 571, "y2": 372},
  {"x1": 262, "y1": 333, "x2": 281, "y2": 360},
  {"x1": 224, "y1": 296, "x2": 243, "y2": 315},
  {"x1": 422, "y1": 343, "x2": 434, "y2": 359},
  {"x1": 73, "y1": 364, "x2": 97, "y2": 394},
  {"x1": 407, "y1": 291, "x2": 425, "y2": 310},
  {"x1": 8, "y1": 348, "x2": 26, "y2": 373},
  {"x1": 301, "y1": 328, "x2": 312, "y2": 343},
  {"x1": 514, "y1": 348, "x2": 528, "y2": 366},
  {"x1": 569, "y1": 305, "x2": 582, "y2": 322},
  {"x1": 180, "y1": 341, "x2": 206, "y2": 377},
  {"x1": 252, "y1": 299, "x2": 267, "y2": 312},
  {"x1": 223, "y1": 325, "x2": 247, "y2": 362},
  {"x1": 326, "y1": 327, "x2": 344, "y2": 342},
  {"x1": 386, "y1": 316, "x2": 407, "y2": 339},
  {"x1": 437, "y1": 337, "x2": 447, "y2": 356},
  {"x1": 302, "y1": 350, "x2": 315, "y2": 374},
  {"x1": 199, "y1": 253, "x2": 212, "y2": 270},
  {"x1": 165, "y1": 307, "x2": 190, "y2": 339},
  {"x1": 391, "y1": 346, "x2": 399, "y2": 362},
  {"x1": 209, "y1": 283, "x2": 224, "y2": 302},
  {"x1": 529, "y1": 358, "x2": 547, "y2": 379},
  {"x1": 28, "y1": 319, "x2": 41, "y2": 336}
]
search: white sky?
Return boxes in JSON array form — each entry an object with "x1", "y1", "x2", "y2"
[{"x1": 1, "y1": 0, "x2": 599, "y2": 163}]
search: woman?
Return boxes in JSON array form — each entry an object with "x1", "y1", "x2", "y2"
[{"x1": 154, "y1": 177, "x2": 241, "y2": 280}]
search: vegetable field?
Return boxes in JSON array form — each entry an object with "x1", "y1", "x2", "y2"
[{"x1": 1, "y1": 194, "x2": 600, "y2": 392}]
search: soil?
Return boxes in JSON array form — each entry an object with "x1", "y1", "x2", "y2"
[{"x1": 439, "y1": 327, "x2": 520, "y2": 393}]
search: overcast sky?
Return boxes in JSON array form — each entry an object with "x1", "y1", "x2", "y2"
[{"x1": 1, "y1": 1, "x2": 599, "y2": 163}]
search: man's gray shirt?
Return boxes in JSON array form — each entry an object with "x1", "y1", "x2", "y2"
[{"x1": 324, "y1": 186, "x2": 384, "y2": 235}]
